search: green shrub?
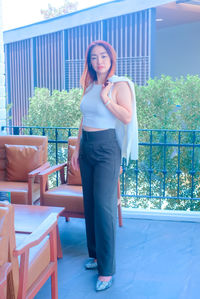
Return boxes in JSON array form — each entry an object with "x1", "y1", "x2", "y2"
[
  {"x1": 136, "y1": 74, "x2": 200, "y2": 130},
  {"x1": 23, "y1": 88, "x2": 82, "y2": 182},
  {"x1": 128, "y1": 75, "x2": 200, "y2": 210},
  {"x1": 24, "y1": 75, "x2": 200, "y2": 132},
  {"x1": 23, "y1": 88, "x2": 82, "y2": 128}
]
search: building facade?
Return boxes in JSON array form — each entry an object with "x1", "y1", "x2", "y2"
[
  {"x1": 3, "y1": 0, "x2": 200, "y2": 126},
  {"x1": 0, "y1": 0, "x2": 6, "y2": 129}
]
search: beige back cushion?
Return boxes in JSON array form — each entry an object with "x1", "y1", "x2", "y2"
[
  {"x1": 67, "y1": 137, "x2": 82, "y2": 186},
  {"x1": 0, "y1": 135, "x2": 48, "y2": 181},
  {"x1": 5, "y1": 144, "x2": 43, "y2": 182}
]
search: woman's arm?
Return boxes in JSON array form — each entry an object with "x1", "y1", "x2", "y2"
[
  {"x1": 100, "y1": 81, "x2": 133, "y2": 124},
  {"x1": 71, "y1": 118, "x2": 83, "y2": 171}
]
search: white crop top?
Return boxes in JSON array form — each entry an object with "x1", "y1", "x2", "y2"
[{"x1": 80, "y1": 83, "x2": 116, "y2": 129}]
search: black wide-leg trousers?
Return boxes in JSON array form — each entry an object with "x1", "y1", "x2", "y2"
[{"x1": 79, "y1": 129, "x2": 121, "y2": 276}]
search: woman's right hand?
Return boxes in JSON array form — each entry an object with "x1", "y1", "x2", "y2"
[{"x1": 71, "y1": 149, "x2": 80, "y2": 171}]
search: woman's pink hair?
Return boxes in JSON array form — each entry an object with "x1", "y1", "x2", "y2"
[{"x1": 80, "y1": 40, "x2": 116, "y2": 94}]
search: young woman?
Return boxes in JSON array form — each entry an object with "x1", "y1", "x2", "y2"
[{"x1": 71, "y1": 40, "x2": 138, "y2": 291}]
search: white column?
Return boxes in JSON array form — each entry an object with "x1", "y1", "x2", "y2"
[{"x1": 0, "y1": 0, "x2": 6, "y2": 131}]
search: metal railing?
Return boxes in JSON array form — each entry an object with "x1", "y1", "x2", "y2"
[{"x1": 1, "y1": 126, "x2": 200, "y2": 210}]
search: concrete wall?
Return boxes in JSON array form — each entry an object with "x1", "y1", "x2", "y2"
[
  {"x1": 0, "y1": 0, "x2": 6, "y2": 129},
  {"x1": 155, "y1": 21, "x2": 200, "y2": 79}
]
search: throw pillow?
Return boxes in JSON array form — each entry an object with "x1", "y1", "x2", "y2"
[{"x1": 5, "y1": 144, "x2": 42, "y2": 182}]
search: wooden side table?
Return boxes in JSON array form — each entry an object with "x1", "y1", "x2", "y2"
[{"x1": 13, "y1": 204, "x2": 65, "y2": 258}]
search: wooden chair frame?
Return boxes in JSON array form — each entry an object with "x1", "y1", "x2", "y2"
[
  {"x1": 0, "y1": 262, "x2": 12, "y2": 299},
  {"x1": 0, "y1": 135, "x2": 50, "y2": 205},
  {"x1": 0, "y1": 202, "x2": 58, "y2": 299},
  {"x1": 13, "y1": 213, "x2": 58, "y2": 299},
  {"x1": 39, "y1": 163, "x2": 123, "y2": 227},
  {"x1": 27, "y1": 162, "x2": 50, "y2": 205}
]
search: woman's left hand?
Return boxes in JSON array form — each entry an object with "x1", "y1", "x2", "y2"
[
  {"x1": 100, "y1": 80, "x2": 133, "y2": 124},
  {"x1": 100, "y1": 81, "x2": 113, "y2": 103}
]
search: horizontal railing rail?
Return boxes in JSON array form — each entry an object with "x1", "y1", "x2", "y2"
[{"x1": 1, "y1": 125, "x2": 200, "y2": 210}]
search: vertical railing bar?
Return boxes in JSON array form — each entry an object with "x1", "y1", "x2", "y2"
[
  {"x1": 177, "y1": 131, "x2": 181, "y2": 199},
  {"x1": 122, "y1": 158, "x2": 126, "y2": 197},
  {"x1": 190, "y1": 131, "x2": 196, "y2": 210},
  {"x1": 55, "y1": 128, "x2": 58, "y2": 186},
  {"x1": 135, "y1": 160, "x2": 139, "y2": 197},
  {"x1": 149, "y1": 130, "x2": 153, "y2": 200},
  {"x1": 162, "y1": 131, "x2": 167, "y2": 199}
]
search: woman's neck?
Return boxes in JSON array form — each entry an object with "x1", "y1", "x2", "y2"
[{"x1": 96, "y1": 74, "x2": 107, "y2": 85}]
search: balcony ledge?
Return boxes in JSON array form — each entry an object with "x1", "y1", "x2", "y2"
[{"x1": 122, "y1": 207, "x2": 200, "y2": 222}]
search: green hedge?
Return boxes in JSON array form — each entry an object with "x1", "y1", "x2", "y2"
[{"x1": 23, "y1": 75, "x2": 200, "y2": 131}]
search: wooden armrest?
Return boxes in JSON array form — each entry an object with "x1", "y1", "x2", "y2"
[
  {"x1": 13, "y1": 213, "x2": 58, "y2": 256},
  {"x1": 0, "y1": 263, "x2": 12, "y2": 284},
  {"x1": 39, "y1": 162, "x2": 67, "y2": 177},
  {"x1": 28, "y1": 162, "x2": 50, "y2": 178}
]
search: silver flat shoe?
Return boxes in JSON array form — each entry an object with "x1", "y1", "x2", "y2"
[
  {"x1": 85, "y1": 259, "x2": 98, "y2": 270},
  {"x1": 96, "y1": 278, "x2": 113, "y2": 291}
]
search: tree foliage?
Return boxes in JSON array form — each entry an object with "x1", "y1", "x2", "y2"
[
  {"x1": 136, "y1": 74, "x2": 200, "y2": 131},
  {"x1": 23, "y1": 88, "x2": 82, "y2": 128},
  {"x1": 41, "y1": 0, "x2": 78, "y2": 19}
]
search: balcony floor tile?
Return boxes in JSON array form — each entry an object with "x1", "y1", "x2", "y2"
[{"x1": 35, "y1": 216, "x2": 200, "y2": 299}]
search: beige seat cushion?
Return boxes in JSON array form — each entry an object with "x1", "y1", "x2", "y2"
[
  {"x1": 5, "y1": 144, "x2": 43, "y2": 182},
  {"x1": 15, "y1": 233, "x2": 50, "y2": 290},
  {"x1": 0, "y1": 181, "x2": 40, "y2": 204},
  {"x1": 43, "y1": 184, "x2": 84, "y2": 213}
]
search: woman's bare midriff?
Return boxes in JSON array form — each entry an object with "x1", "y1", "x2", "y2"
[{"x1": 83, "y1": 126, "x2": 109, "y2": 132}]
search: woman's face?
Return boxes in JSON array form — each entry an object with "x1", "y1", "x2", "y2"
[{"x1": 90, "y1": 45, "x2": 111, "y2": 76}]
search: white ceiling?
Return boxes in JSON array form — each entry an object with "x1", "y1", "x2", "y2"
[{"x1": 156, "y1": 1, "x2": 200, "y2": 29}]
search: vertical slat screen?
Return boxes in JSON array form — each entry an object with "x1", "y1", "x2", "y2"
[
  {"x1": 65, "y1": 21, "x2": 102, "y2": 90},
  {"x1": 35, "y1": 31, "x2": 64, "y2": 91},
  {"x1": 104, "y1": 9, "x2": 151, "y2": 85},
  {"x1": 6, "y1": 40, "x2": 32, "y2": 126},
  {"x1": 65, "y1": 9, "x2": 152, "y2": 89}
]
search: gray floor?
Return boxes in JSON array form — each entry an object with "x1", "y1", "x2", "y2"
[{"x1": 35, "y1": 215, "x2": 200, "y2": 299}]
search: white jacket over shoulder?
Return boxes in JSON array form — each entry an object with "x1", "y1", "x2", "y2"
[{"x1": 108, "y1": 75, "x2": 138, "y2": 163}]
